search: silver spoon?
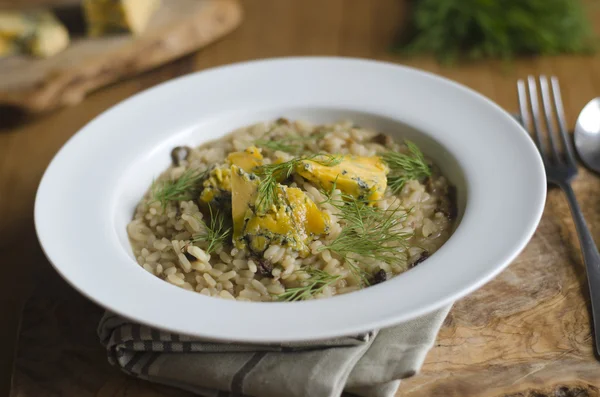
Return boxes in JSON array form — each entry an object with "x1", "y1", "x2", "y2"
[{"x1": 575, "y1": 98, "x2": 600, "y2": 173}]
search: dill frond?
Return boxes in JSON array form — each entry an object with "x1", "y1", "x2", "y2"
[
  {"x1": 254, "y1": 154, "x2": 342, "y2": 213},
  {"x1": 254, "y1": 139, "x2": 303, "y2": 154},
  {"x1": 382, "y1": 141, "x2": 431, "y2": 194},
  {"x1": 254, "y1": 160, "x2": 296, "y2": 213},
  {"x1": 276, "y1": 268, "x2": 342, "y2": 301},
  {"x1": 150, "y1": 168, "x2": 208, "y2": 209},
  {"x1": 323, "y1": 199, "x2": 411, "y2": 264},
  {"x1": 254, "y1": 130, "x2": 326, "y2": 155},
  {"x1": 345, "y1": 259, "x2": 372, "y2": 287},
  {"x1": 191, "y1": 205, "x2": 232, "y2": 254},
  {"x1": 319, "y1": 186, "x2": 412, "y2": 279}
]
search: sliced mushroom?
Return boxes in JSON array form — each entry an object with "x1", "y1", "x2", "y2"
[
  {"x1": 411, "y1": 251, "x2": 429, "y2": 268},
  {"x1": 275, "y1": 117, "x2": 291, "y2": 126},
  {"x1": 171, "y1": 146, "x2": 191, "y2": 166},
  {"x1": 371, "y1": 269, "x2": 387, "y2": 285},
  {"x1": 372, "y1": 133, "x2": 393, "y2": 147},
  {"x1": 184, "y1": 251, "x2": 196, "y2": 262},
  {"x1": 256, "y1": 257, "x2": 273, "y2": 277}
]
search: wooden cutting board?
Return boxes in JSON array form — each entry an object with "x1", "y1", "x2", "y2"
[
  {"x1": 0, "y1": 0, "x2": 243, "y2": 113},
  {"x1": 9, "y1": 166, "x2": 600, "y2": 396}
]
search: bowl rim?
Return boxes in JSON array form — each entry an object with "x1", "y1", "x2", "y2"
[{"x1": 34, "y1": 56, "x2": 546, "y2": 342}]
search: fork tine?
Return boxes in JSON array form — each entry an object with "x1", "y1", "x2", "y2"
[
  {"x1": 539, "y1": 76, "x2": 561, "y2": 162},
  {"x1": 524, "y1": 76, "x2": 547, "y2": 160},
  {"x1": 517, "y1": 79, "x2": 541, "y2": 157},
  {"x1": 550, "y1": 77, "x2": 577, "y2": 166},
  {"x1": 517, "y1": 79, "x2": 530, "y2": 128}
]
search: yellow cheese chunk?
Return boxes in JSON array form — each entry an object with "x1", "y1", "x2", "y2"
[
  {"x1": 297, "y1": 155, "x2": 389, "y2": 202},
  {"x1": 83, "y1": 0, "x2": 161, "y2": 36},
  {"x1": 0, "y1": 12, "x2": 29, "y2": 39},
  {"x1": 0, "y1": 36, "x2": 16, "y2": 58},
  {"x1": 231, "y1": 165, "x2": 330, "y2": 256},
  {"x1": 231, "y1": 165, "x2": 259, "y2": 246},
  {"x1": 226, "y1": 146, "x2": 263, "y2": 173},
  {"x1": 199, "y1": 147, "x2": 264, "y2": 204},
  {"x1": 0, "y1": 10, "x2": 69, "y2": 58},
  {"x1": 199, "y1": 167, "x2": 232, "y2": 204}
]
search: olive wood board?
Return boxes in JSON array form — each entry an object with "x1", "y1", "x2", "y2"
[{"x1": 0, "y1": 0, "x2": 243, "y2": 113}]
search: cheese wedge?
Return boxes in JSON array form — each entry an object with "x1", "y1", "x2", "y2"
[
  {"x1": 83, "y1": 0, "x2": 161, "y2": 36},
  {"x1": 0, "y1": 10, "x2": 69, "y2": 58},
  {"x1": 199, "y1": 147, "x2": 264, "y2": 205},
  {"x1": 297, "y1": 155, "x2": 389, "y2": 202},
  {"x1": 0, "y1": 35, "x2": 16, "y2": 58}
]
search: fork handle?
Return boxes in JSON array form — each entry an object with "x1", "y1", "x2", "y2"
[{"x1": 561, "y1": 182, "x2": 600, "y2": 356}]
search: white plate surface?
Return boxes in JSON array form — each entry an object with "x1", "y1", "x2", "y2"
[{"x1": 35, "y1": 57, "x2": 546, "y2": 342}]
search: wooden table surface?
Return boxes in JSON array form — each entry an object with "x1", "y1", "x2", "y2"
[{"x1": 3, "y1": 1, "x2": 600, "y2": 396}]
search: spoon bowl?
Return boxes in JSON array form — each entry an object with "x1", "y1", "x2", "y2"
[{"x1": 575, "y1": 98, "x2": 600, "y2": 173}]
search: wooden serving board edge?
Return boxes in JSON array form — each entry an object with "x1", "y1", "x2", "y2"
[{"x1": 0, "y1": 0, "x2": 243, "y2": 113}]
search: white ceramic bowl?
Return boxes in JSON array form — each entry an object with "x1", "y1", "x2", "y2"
[{"x1": 35, "y1": 57, "x2": 546, "y2": 342}]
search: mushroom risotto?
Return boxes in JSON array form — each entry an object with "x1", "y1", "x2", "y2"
[{"x1": 127, "y1": 119, "x2": 456, "y2": 301}]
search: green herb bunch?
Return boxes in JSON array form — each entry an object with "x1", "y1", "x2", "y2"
[{"x1": 395, "y1": 0, "x2": 594, "y2": 64}]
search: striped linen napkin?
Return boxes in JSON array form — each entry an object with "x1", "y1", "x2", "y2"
[{"x1": 98, "y1": 305, "x2": 451, "y2": 397}]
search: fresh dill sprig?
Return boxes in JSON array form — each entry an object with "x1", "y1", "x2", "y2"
[
  {"x1": 276, "y1": 268, "x2": 342, "y2": 301},
  {"x1": 150, "y1": 168, "x2": 208, "y2": 209},
  {"x1": 319, "y1": 184, "x2": 412, "y2": 274},
  {"x1": 255, "y1": 132, "x2": 326, "y2": 155},
  {"x1": 254, "y1": 160, "x2": 296, "y2": 213},
  {"x1": 345, "y1": 259, "x2": 372, "y2": 287},
  {"x1": 191, "y1": 205, "x2": 232, "y2": 254},
  {"x1": 323, "y1": 200, "x2": 411, "y2": 266},
  {"x1": 255, "y1": 138, "x2": 302, "y2": 154},
  {"x1": 254, "y1": 154, "x2": 342, "y2": 213},
  {"x1": 382, "y1": 141, "x2": 431, "y2": 194}
]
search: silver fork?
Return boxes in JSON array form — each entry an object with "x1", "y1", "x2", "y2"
[{"x1": 518, "y1": 75, "x2": 600, "y2": 357}]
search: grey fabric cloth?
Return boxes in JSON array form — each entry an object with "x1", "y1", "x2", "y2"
[{"x1": 98, "y1": 305, "x2": 451, "y2": 397}]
